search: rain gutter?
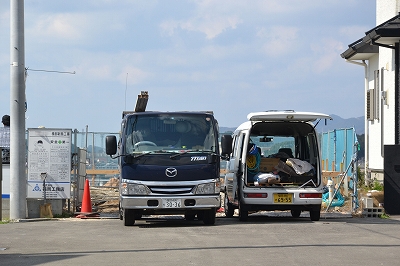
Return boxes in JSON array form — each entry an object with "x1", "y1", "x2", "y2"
[{"x1": 345, "y1": 59, "x2": 370, "y2": 185}]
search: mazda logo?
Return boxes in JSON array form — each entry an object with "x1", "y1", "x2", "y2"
[{"x1": 165, "y1": 167, "x2": 177, "y2": 178}]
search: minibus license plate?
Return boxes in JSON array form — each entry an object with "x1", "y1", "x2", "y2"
[
  {"x1": 162, "y1": 198, "x2": 182, "y2": 208},
  {"x1": 273, "y1": 193, "x2": 293, "y2": 203}
]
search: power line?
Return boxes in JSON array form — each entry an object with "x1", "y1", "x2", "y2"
[{"x1": 25, "y1": 67, "x2": 76, "y2": 74}]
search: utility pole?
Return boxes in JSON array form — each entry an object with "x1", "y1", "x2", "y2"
[{"x1": 10, "y1": 0, "x2": 26, "y2": 219}]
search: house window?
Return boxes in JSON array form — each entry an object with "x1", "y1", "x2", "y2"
[
  {"x1": 367, "y1": 70, "x2": 380, "y2": 121},
  {"x1": 374, "y1": 70, "x2": 380, "y2": 120},
  {"x1": 367, "y1": 89, "x2": 374, "y2": 121}
]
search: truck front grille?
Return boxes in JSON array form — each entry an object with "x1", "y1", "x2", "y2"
[{"x1": 148, "y1": 185, "x2": 195, "y2": 195}]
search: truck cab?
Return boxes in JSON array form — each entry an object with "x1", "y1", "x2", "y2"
[
  {"x1": 106, "y1": 109, "x2": 221, "y2": 226},
  {"x1": 221, "y1": 110, "x2": 332, "y2": 221}
]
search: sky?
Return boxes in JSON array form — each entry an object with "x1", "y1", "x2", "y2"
[{"x1": 0, "y1": 0, "x2": 376, "y2": 132}]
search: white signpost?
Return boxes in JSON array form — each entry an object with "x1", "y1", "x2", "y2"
[{"x1": 27, "y1": 128, "x2": 72, "y2": 199}]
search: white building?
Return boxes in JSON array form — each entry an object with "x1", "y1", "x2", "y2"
[{"x1": 341, "y1": 1, "x2": 400, "y2": 214}]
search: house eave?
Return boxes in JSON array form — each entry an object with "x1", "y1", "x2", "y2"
[{"x1": 341, "y1": 13, "x2": 400, "y2": 60}]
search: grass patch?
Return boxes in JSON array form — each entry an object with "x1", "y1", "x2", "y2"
[
  {"x1": 380, "y1": 213, "x2": 390, "y2": 219},
  {"x1": 370, "y1": 180, "x2": 384, "y2": 191},
  {"x1": 53, "y1": 212, "x2": 74, "y2": 218}
]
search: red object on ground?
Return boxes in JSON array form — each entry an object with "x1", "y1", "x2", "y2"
[{"x1": 80, "y1": 179, "x2": 92, "y2": 213}]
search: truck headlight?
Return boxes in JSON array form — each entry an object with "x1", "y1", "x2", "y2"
[
  {"x1": 195, "y1": 182, "x2": 220, "y2": 195},
  {"x1": 121, "y1": 183, "x2": 150, "y2": 195}
]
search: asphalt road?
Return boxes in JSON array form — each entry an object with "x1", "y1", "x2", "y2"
[{"x1": 1, "y1": 214, "x2": 400, "y2": 266}]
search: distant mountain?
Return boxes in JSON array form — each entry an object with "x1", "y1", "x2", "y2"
[
  {"x1": 315, "y1": 115, "x2": 365, "y2": 134},
  {"x1": 219, "y1": 127, "x2": 236, "y2": 134},
  {"x1": 220, "y1": 115, "x2": 365, "y2": 135}
]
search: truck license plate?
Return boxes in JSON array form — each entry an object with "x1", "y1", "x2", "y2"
[
  {"x1": 273, "y1": 193, "x2": 293, "y2": 204},
  {"x1": 162, "y1": 198, "x2": 182, "y2": 208}
]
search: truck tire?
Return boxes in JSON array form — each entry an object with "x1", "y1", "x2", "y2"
[
  {"x1": 238, "y1": 201, "x2": 248, "y2": 221},
  {"x1": 291, "y1": 210, "x2": 301, "y2": 218},
  {"x1": 124, "y1": 209, "x2": 135, "y2": 226},
  {"x1": 134, "y1": 210, "x2": 143, "y2": 220},
  {"x1": 203, "y1": 208, "x2": 216, "y2": 225},
  {"x1": 310, "y1": 205, "x2": 321, "y2": 221},
  {"x1": 224, "y1": 192, "x2": 235, "y2": 218},
  {"x1": 119, "y1": 204, "x2": 123, "y2": 220}
]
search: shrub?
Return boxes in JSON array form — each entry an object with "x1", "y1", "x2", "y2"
[{"x1": 370, "y1": 180, "x2": 384, "y2": 191}]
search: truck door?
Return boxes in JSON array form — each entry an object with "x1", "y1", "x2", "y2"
[{"x1": 225, "y1": 132, "x2": 245, "y2": 201}]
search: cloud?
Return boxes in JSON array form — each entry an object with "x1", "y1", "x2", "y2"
[
  {"x1": 310, "y1": 38, "x2": 345, "y2": 73},
  {"x1": 118, "y1": 66, "x2": 151, "y2": 85},
  {"x1": 27, "y1": 10, "x2": 126, "y2": 47},
  {"x1": 339, "y1": 25, "x2": 368, "y2": 39},
  {"x1": 160, "y1": 16, "x2": 242, "y2": 39},
  {"x1": 68, "y1": 51, "x2": 151, "y2": 85},
  {"x1": 159, "y1": 0, "x2": 244, "y2": 39},
  {"x1": 257, "y1": 26, "x2": 299, "y2": 57},
  {"x1": 30, "y1": 13, "x2": 85, "y2": 41}
]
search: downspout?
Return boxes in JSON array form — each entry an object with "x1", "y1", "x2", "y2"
[
  {"x1": 381, "y1": 67, "x2": 385, "y2": 157},
  {"x1": 345, "y1": 59, "x2": 370, "y2": 185},
  {"x1": 396, "y1": 43, "x2": 399, "y2": 145}
]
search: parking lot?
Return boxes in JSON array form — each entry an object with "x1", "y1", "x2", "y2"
[{"x1": 1, "y1": 214, "x2": 400, "y2": 266}]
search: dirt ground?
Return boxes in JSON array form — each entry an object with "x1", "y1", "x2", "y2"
[
  {"x1": 90, "y1": 186, "x2": 120, "y2": 213},
  {"x1": 86, "y1": 178, "x2": 385, "y2": 217}
]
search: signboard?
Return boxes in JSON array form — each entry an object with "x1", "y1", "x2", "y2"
[
  {"x1": 0, "y1": 127, "x2": 10, "y2": 164},
  {"x1": 27, "y1": 128, "x2": 72, "y2": 199}
]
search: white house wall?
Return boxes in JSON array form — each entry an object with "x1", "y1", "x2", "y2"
[
  {"x1": 376, "y1": 0, "x2": 400, "y2": 25},
  {"x1": 367, "y1": 55, "x2": 383, "y2": 171},
  {"x1": 380, "y1": 47, "x2": 396, "y2": 145},
  {"x1": 367, "y1": 0, "x2": 400, "y2": 180}
]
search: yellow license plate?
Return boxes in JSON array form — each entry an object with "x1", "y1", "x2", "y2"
[{"x1": 273, "y1": 193, "x2": 293, "y2": 204}]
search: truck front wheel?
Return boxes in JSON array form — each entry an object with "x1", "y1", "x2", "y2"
[{"x1": 124, "y1": 209, "x2": 135, "y2": 226}]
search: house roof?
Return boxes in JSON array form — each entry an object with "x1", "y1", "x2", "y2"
[{"x1": 341, "y1": 13, "x2": 400, "y2": 60}]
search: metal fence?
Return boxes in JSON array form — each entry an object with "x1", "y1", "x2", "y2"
[
  {"x1": 71, "y1": 131, "x2": 119, "y2": 187},
  {"x1": 0, "y1": 129, "x2": 119, "y2": 187},
  {"x1": 320, "y1": 128, "x2": 359, "y2": 173},
  {"x1": 320, "y1": 128, "x2": 360, "y2": 211}
]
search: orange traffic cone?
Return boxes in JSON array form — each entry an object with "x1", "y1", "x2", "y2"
[
  {"x1": 75, "y1": 179, "x2": 99, "y2": 218},
  {"x1": 80, "y1": 179, "x2": 92, "y2": 213}
]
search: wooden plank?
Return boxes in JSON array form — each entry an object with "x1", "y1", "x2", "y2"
[
  {"x1": 322, "y1": 171, "x2": 342, "y2": 186},
  {"x1": 86, "y1": 169, "x2": 120, "y2": 175},
  {"x1": 322, "y1": 171, "x2": 348, "y2": 196}
]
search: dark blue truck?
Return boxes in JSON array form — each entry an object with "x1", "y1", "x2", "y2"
[{"x1": 106, "y1": 92, "x2": 221, "y2": 226}]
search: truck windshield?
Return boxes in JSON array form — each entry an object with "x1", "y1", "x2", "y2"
[{"x1": 125, "y1": 113, "x2": 217, "y2": 153}]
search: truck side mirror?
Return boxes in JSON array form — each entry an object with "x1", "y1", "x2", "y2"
[
  {"x1": 106, "y1": 135, "x2": 117, "y2": 155},
  {"x1": 221, "y1": 134, "x2": 233, "y2": 157}
]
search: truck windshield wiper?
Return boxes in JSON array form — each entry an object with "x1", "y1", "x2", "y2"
[
  {"x1": 170, "y1": 150, "x2": 192, "y2": 159},
  {"x1": 109, "y1": 151, "x2": 152, "y2": 160},
  {"x1": 132, "y1": 151, "x2": 153, "y2": 159}
]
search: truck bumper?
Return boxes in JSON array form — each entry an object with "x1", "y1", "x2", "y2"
[
  {"x1": 120, "y1": 195, "x2": 221, "y2": 210},
  {"x1": 240, "y1": 188, "x2": 323, "y2": 211}
]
